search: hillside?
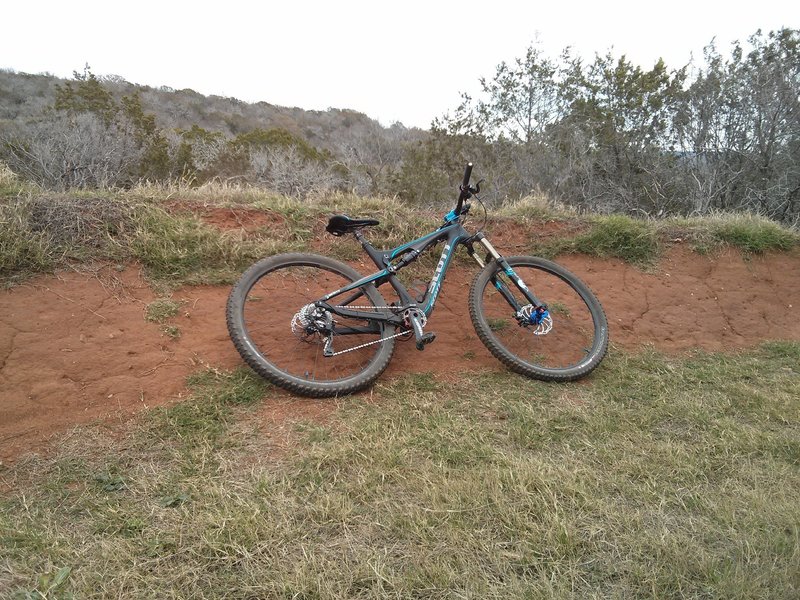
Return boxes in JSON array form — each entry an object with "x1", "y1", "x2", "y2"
[
  {"x1": 3, "y1": 29, "x2": 798, "y2": 221},
  {"x1": 0, "y1": 68, "x2": 423, "y2": 149}
]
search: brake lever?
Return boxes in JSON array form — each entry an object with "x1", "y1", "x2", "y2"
[{"x1": 470, "y1": 179, "x2": 484, "y2": 195}]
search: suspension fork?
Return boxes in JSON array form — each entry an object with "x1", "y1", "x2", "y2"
[{"x1": 466, "y1": 233, "x2": 544, "y2": 310}]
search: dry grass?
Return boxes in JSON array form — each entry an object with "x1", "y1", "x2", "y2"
[
  {"x1": 2, "y1": 344, "x2": 799, "y2": 598},
  {"x1": 496, "y1": 192, "x2": 578, "y2": 221},
  {"x1": 2, "y1": 184, "x2": 797, "y2": 287}
]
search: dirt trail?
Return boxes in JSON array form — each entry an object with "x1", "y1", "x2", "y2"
[{"x1": 1, "y1": 246, "x2": 799, "y2": 463}]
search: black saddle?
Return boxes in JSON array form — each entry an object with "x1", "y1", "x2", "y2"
[{"x1": 326, "y1": 214, "x2": 380, "y2": 236}]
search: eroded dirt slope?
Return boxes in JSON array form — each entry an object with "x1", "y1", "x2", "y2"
[{"x1": 1, "y1": 246, "x2": 799, "y2": 463}]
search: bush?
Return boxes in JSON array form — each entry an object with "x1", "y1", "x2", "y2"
[
  {"x1": 2, "y1": 113, "x2": 142, "y2": 189},
  {"x1": 712, "y1": 215, "x2": 798, "y2": 253},
  {"x1": 571, "y1": 215, "x2": 660, "y2": 265}
]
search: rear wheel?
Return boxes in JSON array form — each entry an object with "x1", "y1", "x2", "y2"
[
  {"x1": 469, "y1": 256, "x2": 608, "y2": 381},
  {"x1": 227, "y1": 253, "x2": 395, "y2": 397}
]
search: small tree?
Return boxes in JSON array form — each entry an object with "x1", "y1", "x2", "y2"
[
  {"x1": 3, "y1": 112, "x2": 141, "y2": 189},
  {"x1": 675, "y1": 29, "x2": 800, "y2": 221}
]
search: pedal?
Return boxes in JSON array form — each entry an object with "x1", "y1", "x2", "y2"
[{"x1": 416, "y1": 332, "x2": 436, "y2": 351}]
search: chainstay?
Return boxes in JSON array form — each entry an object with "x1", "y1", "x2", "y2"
[
  {"x1": 324, "y1": 304, "x2": 414, "y2": 355},
  {"x1": 334, "y1": 305, "x2": 406, "y2": 310}
]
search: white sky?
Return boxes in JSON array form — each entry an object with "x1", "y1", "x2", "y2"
[{"x1": 2, "y1": 1, "x2": 798, "y2": 129}]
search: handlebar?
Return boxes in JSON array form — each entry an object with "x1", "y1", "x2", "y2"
[
  {"x1": 461, "y1": 163, "x2": 473, "y2": 191},
  {"x1": 455, "y1": 162, "x2": 474, "y2": 216}
]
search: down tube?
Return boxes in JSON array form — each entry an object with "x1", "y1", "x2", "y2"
[{"x1": 421, "y1": 229, "x2": 465, "y2": 315}]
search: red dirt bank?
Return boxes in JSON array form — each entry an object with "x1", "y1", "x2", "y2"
[{"x1": 1, "y1": 246, "x2": 799, "y2": 464}]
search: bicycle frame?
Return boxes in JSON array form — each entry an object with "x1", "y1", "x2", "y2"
[
  {"x1": 313, "y1": 220, "x2": 465, "y2": 326},
  {"x1": 314, "y1": 218, "x2": 546, "y2": 333}
]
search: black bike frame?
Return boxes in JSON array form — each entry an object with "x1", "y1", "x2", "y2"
[
  {"x1": 314, "y1": 220, "x2": 468, "y2": 328},
  {"x1": 314, "y1": 218, "x2": 545, "y2": 335}
]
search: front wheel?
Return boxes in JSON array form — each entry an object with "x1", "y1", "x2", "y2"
[
  {"x1": 227, "y1": 253, "x2": 396, "y2": 397},
  {"x1": 469, "y1": 256, "x2": 608, "y2": 381}
]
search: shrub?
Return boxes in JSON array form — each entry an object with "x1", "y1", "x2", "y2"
[{"x1": 571, "y1": 215, "x2": 660, "y2": 265}]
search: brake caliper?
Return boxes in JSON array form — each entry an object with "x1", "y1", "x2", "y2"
[
  {"x1": 518, "y1": 304, "x2": 552, "y2": 336},
  {"x1": 529, "y1": 305, "x2": 549, "y2": 326}
]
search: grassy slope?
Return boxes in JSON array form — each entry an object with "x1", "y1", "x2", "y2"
[
  {"x1": 1, "y1": 344, "x2": 798, "y2": 598},
  {"x1": 1, "y1": 178, "x2": 798, "y2": 288},
  {"x1": 2, "y1": 177, "x2": 799, "y2": 597}
]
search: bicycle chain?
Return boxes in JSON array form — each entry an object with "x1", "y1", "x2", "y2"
[
  {"x1": 323, "y1": 329, "x2": 409, "y2": 356},
  {"x1": 322, "y1": 304, "x2": 413, "y2": 356},
  {"x1": 333, "y1": 305, "x2": 403, "y2": 310}
]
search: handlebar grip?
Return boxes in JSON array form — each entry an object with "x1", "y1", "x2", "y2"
[{"x1": 461, "y1": 163, "x2": 473, "y2": 189}]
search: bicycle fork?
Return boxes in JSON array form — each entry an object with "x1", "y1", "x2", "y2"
[{"x1": 466, "y1": 233, "x2": 548, "y2": 326}]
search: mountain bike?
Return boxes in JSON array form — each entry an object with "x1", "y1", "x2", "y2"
[{"x1": 226, "y1": 163, "x2": 609, "y2": 397}]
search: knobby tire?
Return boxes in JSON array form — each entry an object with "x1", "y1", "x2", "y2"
[
  {"x1": 226, "y1": 253, "x2": 396, "y2": 397},
  {"x1": 469, "y1": 256, "x2": 608, "y2": 381}
]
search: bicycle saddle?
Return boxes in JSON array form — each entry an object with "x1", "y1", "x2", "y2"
[{"x1": 326, "y1": 214, "x2": 380, "y2": 236}]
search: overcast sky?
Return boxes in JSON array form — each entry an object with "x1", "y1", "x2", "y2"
[{"x1": 2, "y1": 1, "x2": 798, "y2": 129}]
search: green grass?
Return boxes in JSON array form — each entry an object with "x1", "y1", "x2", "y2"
[
  {"x1": 711, "y1": 214, "x2": 798, "y2": 253},
  {"x1": 129, "y1": 205, "x2": 303, "y2": 287},
  {"x1": 0, "y1": 193, "x2": 131, "y2": 284},
  {"x1": 487, "y1": 317, "x2": 510, "y2": 331},
  {"x1": 2, "y1": 344, "x2": 799, "y2": 598},
  {"x1": 160, "y1": 324, "x2": 181, "y2": 339},
  {"x1": 532, "y1": 211, "x2": 797, "y2": 267},
  {"x1": 566, "y1": 215, "x2": 661, "y2": 265},
  {"x1": 1, "y1": 185, "x2": 797, "y2": 286},
  {"x1": 0, "y1": 213, "x2": 54, "y2": 282},
  {"x1": 144, "y1": 298, "x2": 182, "y2": 323},
  {"x1": 148, "y1": 366, "x2": 269, "y2": 447},
  {"x1": 661, "y1": 213, "x2": 799, "y2": 255},
  {"x1": 0, "y1": 193, "x2": 132, "y2": 282},
  {"x1": 527, "y1": 215, "x2": 662, "y2": 266}
]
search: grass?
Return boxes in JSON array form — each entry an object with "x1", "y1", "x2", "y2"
[
  {"x1": 496, "y1": 193, "x2": 577, "y2": 221},
  {"x1": 160, "y1": 324, "x2": 181, "y2": 339},
  {"x1": 530, "y1": 212, "x2": 798, "y2": 267},
  {"x1": 0, "y1": 161, "x2": 30, "y2": 198},
  {"x1": 575, "y1": 215, "x2": 661, "y2": 264},
  {"x1": 0, "y1": 193, "x2": 305, "y2": 288},
  {"x1": 145, "y1": 296, "x2": 184, "y2": 340},
  {"x1": 1, "y1": 183, "x2": 797, "y2": 288},
  {"x1": 487, "y1": 317, "x2": 510, "y2": 331},
  {"x1": 706, "y1": 214, "x2": 798, "y2": 254},
  {"x1": 129, "y1": 205, "x2": 303, "y2": 287},
  {"x1": 661, "y1": 213, "x2": 799, "y2": 256},
  {"x1": 538, "y1": 214, "x2": 662, "y2": 266},
  {"x1": 2, "y1": 343, "x2": 799, "y2": 598},
  {"x1": 144, "y1": 298, "x2": 182, "y2": 323}
]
